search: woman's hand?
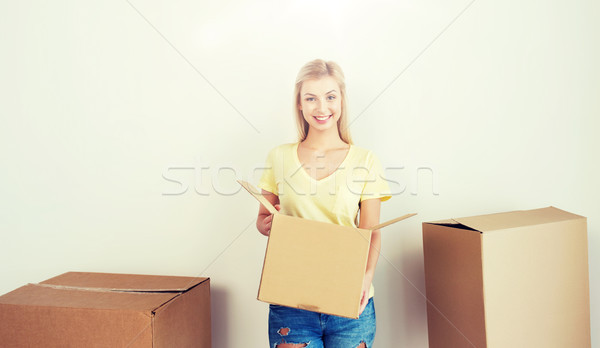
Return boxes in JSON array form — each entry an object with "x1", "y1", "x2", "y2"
[
  {"x1": 256, "y1": 189, "x2": 281, "y2": 236},
  {"x1": 257, "y1": 204, "x2": 281, "y2": 236},
  {"x1": 359, "y1": 273, "x2": 373, "y2": 315}
]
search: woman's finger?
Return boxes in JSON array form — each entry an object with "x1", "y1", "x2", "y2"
[
  {"x1": 264, "y1": 214, "x2": 272, "y2": 224},
  {"x1": 358, "y1": 291, "x2": 368, "y2": 315}
]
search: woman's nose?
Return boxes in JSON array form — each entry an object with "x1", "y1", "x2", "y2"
[{"x1": 316, "y1": 99, "x2": 326, "y2": 114}]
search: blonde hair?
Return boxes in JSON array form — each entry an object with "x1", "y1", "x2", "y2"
[{"x1": 294, "y1": 59, "x2": 353, "y2": 144}]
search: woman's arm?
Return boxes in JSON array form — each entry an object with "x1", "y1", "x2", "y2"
[
  {"x1": 256, "y1": 189, "x2": 281, "y2": 236},
  {"x1": 358, "y1": 197, "x2": 382, "y2": 314}
]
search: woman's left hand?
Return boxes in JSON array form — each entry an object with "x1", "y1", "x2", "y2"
[{"x1": 359, "y1": 276, "x2": 372, "y2": 315}]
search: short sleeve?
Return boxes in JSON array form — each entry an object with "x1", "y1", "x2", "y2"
[
  {"x1": 360, "y1": 152, "x2": 391, "y2": 202},
  {"x1": 257, "y1": 147, "x2": 278, "y2": 195}
]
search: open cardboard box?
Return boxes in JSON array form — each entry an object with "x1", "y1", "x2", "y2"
[
  {"x1": 422, "y1": 206, "x2": 590, "y2": 347},
  {"x1": 239, "y1": 180, "x2": 416, "y2": 319},
  {"x1": 0, "y1": 272, "x2": 211, "y2": 347}
]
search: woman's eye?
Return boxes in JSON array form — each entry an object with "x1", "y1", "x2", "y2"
[
  {"x1": 306, "y1": 97, "x2": 315, "y2": 102},
  {"x1": 327, "y1": 95, "x2": 336, "y2": 100}
]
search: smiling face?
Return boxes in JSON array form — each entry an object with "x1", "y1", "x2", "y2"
[{"x1": 298, "y1": 76, "x2": 342, "y2": 133}]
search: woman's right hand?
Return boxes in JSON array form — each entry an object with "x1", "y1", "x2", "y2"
[
  {"x1": 256, "y1": 189, "x2": 281, "y2": 236},
  {"x1": 258, "y1": 204, "x2": 281, "y2": 236}
]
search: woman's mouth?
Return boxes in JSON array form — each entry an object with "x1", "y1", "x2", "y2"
[{"x1": 313, "y1": 115, "x2": 332, "y2": 123}]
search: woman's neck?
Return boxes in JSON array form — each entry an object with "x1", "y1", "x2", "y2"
[{"x1": 302, "y1": 128, "x2": 348, "y2": 150}]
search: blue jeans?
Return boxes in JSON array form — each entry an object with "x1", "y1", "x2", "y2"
[{"x1": 268, "y1": 298, "x2": 376, "y2": 347}]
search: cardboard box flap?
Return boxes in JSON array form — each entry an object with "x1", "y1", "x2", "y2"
[
  {"x1": 453, "y1": 206, "x2": 584, "y2": 233},
  {"x1": 424, "y1": 219, "x2": 479, "y2": 231},
  {"x1": 369, "y1": 213, "x2": 417, "y2": 230},
  {"x1": 0, "y1": 284, "x2": 177, "y2": 313},
  {"x1": 0, "y1": 272, "x2": 211, "y2": 313},
  {"x1": 426, "y1": 218, "x2": 458, "y2": 225},
  {"x1": 238, "y1": 179, "x2": 278, "y2": 214},
  {"x1": 40, "y1": 272, "x2": 207, "y2": 292}
]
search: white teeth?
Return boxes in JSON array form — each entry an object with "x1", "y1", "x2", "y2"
[{"x1": 315, "y1": 115, "x2": 330, "y2": 120}]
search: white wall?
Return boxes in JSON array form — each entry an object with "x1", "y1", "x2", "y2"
[{"x1": 1, "y1": 1, "x2": 598, "y2": 347}]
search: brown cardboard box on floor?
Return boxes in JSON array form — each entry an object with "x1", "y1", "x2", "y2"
[
  {"x1": 422, "y1": 206, "x2": 590, "y2": 348},
  {"x1": 0, "y1": 272, "x2": 211, "y2": 348},
  {"x1": 239, "y1": 180, "x2": 416, "y2": 319}
]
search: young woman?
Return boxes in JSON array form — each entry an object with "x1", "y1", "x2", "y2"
[{"x1": 256, "y1": 59, "x2": 391, "y2": 348}]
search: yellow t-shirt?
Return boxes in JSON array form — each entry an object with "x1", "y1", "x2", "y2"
[{"x1": 257, "y1": 142, "x2": 391, "y2": 298}]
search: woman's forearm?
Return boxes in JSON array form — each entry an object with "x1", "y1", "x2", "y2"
[{"x1": 365, "y1": 229, "x2": 381, "y2": 281}]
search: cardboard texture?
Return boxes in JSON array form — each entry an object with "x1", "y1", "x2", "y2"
[
  {"x1": 0, "y1": 272, "x2": 211, "y2": 348},
  {"x1": 422, "y1": 207, "x2": 590, "y2": 348},
  {"x1": 238, "y1": 180, "x2": 416, "y2": 319}
]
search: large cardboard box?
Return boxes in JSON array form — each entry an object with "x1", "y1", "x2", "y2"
[
  {"x1": 0, "y1": 272, "x2": 211, "y2": 348},
  {"x1": 239, "y1": 180, "x2": 415, "y2": 319},
  {"x1": 422, "y1": 206, "x2": 590, "y2": 348}
]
